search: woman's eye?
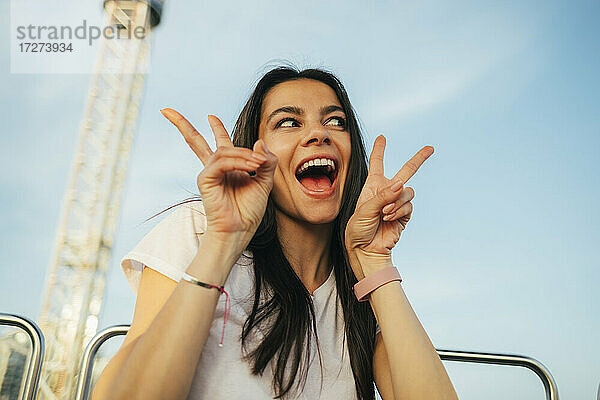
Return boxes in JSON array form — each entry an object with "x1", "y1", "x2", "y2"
[
  {"x1": 326, "y1": 117, "x2": 346, "y2": 128},
  {"x1": 276, "y1": 118, "x2": 299, "y2": 128},
  {"x1": 275, "y1": 117, "x2": 345, "y2": 128}
]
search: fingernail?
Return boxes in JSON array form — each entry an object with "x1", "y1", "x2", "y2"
[
  {"x1": 382, "y1": 203, "x2": 394, "y2": 214},
  {"x1": 262, "y1": 141, "x2": 270, "y2": 154},
  {"x1": 391, "y1": 180, "x2": 403, "y2": 192}
]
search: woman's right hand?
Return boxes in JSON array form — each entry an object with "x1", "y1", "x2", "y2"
[{"x1": 160, "y1": 108, "x2": 277, "y2": 249}]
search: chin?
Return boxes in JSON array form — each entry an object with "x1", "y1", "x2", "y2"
[{"x1": 299, "y1": 206, "x2": 340, "y2": 225}]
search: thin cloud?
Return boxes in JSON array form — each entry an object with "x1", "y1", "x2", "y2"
[{"x1": 372, "y1": 12, "x2": 537, "y2": 122}]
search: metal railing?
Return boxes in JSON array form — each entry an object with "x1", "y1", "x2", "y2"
[
  {"x1": 74, "y1": 325, "x2": 130, "y2": 400},
  {"x1": 0, "y1": 313, "x2": 45, "y2": 400},
  {"x1": 438, "y1": 348, "x2": 559, "y2": 400},
  {"x1": 74, "y1": 325, "x2": 560, "y2": 400}
]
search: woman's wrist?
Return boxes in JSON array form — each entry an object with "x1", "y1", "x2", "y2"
[
  {"x1": 188, "y1": 232, "x2": 247, "y2": 285},
  {"x1": 203, "y1": 230, "x2": 254, "y2": 257},
  {"x1": 347, "y1": 248, "x2": 394, "y2": 280}
]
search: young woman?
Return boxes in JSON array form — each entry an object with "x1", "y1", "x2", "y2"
[{"x1": 91, "y1": 66, "x2": 457, "y2": 400}]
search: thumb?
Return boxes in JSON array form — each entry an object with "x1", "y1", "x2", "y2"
[{"x1": 252, "y1": 139, "x2": 277, "y2": 184}]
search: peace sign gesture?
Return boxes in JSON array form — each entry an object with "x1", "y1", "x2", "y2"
[
  {"x1": 344, "y1": 135, "x2": 433, "y2": 279},
  {"x1": 161, "y1": 108, "x2": 278, "y2": 252}
]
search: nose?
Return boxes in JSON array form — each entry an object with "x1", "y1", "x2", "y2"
[{"x1": 302, "y1": 123, "x2": 332, "y2": 146}]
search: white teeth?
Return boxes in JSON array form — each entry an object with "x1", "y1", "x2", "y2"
[{"x1": 296, "y1": 157, "x2": 337, "y2": 175}]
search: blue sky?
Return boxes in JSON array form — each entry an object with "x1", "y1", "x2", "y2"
[{"x1": 1, "y1": 0, "x2": 598, "y2": 398}]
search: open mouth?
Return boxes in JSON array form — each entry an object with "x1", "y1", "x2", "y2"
[{"x1": 295, "y1": 160, "x2": 338, "y2": 192}]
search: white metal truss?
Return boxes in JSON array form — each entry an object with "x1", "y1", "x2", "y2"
[{"x1": 37, "y1": 1, "x2": 159, "y2": 398}]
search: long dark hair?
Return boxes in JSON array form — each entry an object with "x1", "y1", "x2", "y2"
[{"x1": 151, "y1": 64, "x2": 377, "y2": 399}]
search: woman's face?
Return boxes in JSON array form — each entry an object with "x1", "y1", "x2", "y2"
[{"x1": 258, "y1": 78, "x2": 352, "y2": 224}]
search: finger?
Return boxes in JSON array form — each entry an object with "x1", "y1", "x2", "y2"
[
  {"x1": 382, "y1": 202, "x2": 413, "y2": 221},
  {"x1": 213, "y1": 145, "x2": 268, "y2": 163},
  {"x1": 391, "y1": 145, "x2": 434, "y2": 185},
  {"x1": 368, "y1": 135, "x2": 386, "y2": 176},
  {"x1": 204, "y1": 141, "x2": 272, "y2": 178},
  {"x1": 207, "y1": 115, "x2": 234, "y2": 148},
  {"x1": 382, "y1": 187, "x2": 415, "y2": 214},
  {"x1": 201, "y1": 152, "x2": 263, "y2": 180},
  {"x1": 360, "y1": 179, "x2": 405, "y2": 218},
  {"x1": 161, "y1": 108, "x2": 213, "y2": 164}
]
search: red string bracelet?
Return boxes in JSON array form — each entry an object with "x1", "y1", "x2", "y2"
[{"x1": 181, "y1": 272, "x2": 231, "y2": 347}]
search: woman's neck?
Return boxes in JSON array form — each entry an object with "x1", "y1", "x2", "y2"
[{"x1": 275, "y1": 211, "x2": 333, "y2": 295}]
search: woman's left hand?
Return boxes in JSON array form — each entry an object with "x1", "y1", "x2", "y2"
[{"x1": 344, "y1": 135, "x2": 433, "y2": 277}]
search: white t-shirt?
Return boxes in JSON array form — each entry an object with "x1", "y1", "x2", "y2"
[{"x1": 120, "y1": 200, "x2": 363, "y2": 399}]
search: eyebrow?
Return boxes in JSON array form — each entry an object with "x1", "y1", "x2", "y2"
[{"x1": 266, "y1": 104, "x2": 345, "y2": 125}]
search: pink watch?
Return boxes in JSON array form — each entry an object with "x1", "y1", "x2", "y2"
[{"x1": 354, "y1": 267, "x2": 402, "y2": 302}]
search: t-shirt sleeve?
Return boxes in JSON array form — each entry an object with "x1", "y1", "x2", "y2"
[{"x1": 120, "y1": 200, "x2": 208, "y2": 297}]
